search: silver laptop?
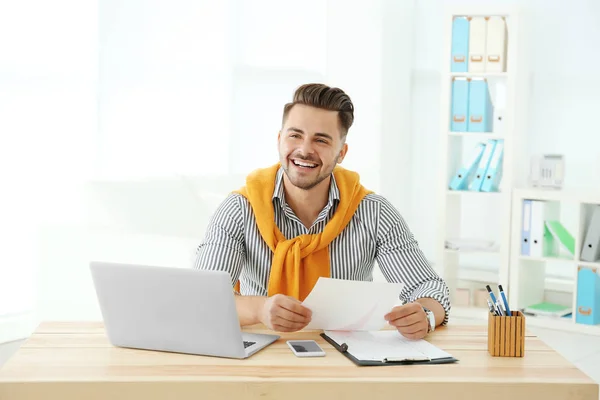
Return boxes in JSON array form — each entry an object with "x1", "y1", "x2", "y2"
[{"x1": 89, "y1": 261, "x2": 280, "y2": 359}]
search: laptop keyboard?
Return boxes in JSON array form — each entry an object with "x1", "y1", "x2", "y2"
[{"x1": 243, "y1": 340, "x2": 256, "y2": 348}]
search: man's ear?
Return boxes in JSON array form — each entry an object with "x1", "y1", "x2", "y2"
[{"x1": 337, "y1": 143, "x2": 348, "y2": 164}]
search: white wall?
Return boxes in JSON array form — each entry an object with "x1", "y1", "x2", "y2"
[
  {"x1": 0, "y1": 0, "x2": 97, "y2": 321},
  {"x1": 29, "y1": 0, "x2": 411, "y2": 323}
]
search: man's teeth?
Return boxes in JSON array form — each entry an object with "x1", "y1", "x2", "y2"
[{"x1": 293, "y1": 160, "x2": 317, "y2": 168}]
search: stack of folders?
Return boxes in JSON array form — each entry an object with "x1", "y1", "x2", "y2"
[
  {"x1": 520, "y1": 200, "x2": 575, "y2": 257},
  {"x1": 580, "y1": 205, "x2": 600, "y2": 262},
  {"x1": 451, "y1": 16, "x2": 508, "y2": 73},
  {"x1": 448, "y1": 139, "x2": 503, "y2": 192},
  {"x1": 450, "y1": 78, "x2": 494, "y2": 133}
]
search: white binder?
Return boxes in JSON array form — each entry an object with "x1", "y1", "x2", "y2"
[
  {"x1": 468, "y1": 17, "x2": 487, "y2": 73},
  {"x1": 485, "y1": 16, "x2": 507, "y2": 72},
  {"x1": 529, "y1": 200, "x2": 554, "y2": 257},
  {"x1": 581, "y1": 206, "x2": 600, "y2": 262},
  {"x1": 529, "y1": 200, "x2": 545, "y2": 257}
]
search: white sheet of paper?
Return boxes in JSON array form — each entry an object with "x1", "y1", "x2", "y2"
[
  {"x1": 323, "y1": 330, "x2": 453, "y2": 362},
  {"x1": 301, "y1": 277, "x2": 404, "y2": 331}
]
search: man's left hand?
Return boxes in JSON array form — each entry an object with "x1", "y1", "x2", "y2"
[{"x1": 384, "y1": 302, "x2": 428, "y2": 340}]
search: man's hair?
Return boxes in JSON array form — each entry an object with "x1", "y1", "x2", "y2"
[{"x1": 282, "y1": 83, "x2": 354, "y2": 138}]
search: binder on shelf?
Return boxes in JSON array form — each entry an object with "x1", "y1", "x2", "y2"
[
  {"x1": 448, "y1": 142, "x2": 486, "y2": 191},
  {"x1": 485, "y1": 16, "x2": 508, "y2": 73},
  {"x1": 480, "y1": 139, "x2": 504, "y2": 192},
  {"x1": 468, "y1": 139, "x2": 497, "y2": 192},
  {"x1": 468, "y1": 16, "x2": 487, "y2": 73},
  {"x1": 529, "y1": 200, "x2": 553, "y2": 258},
  {"x1": 580, "y1": 205, "x2": 600, "y2": 262},
  {"x1": 450, "y1": 78, "x2": 470, "y2": 132},
  {"x1": 450, "y1": 16, "x2": 470, "y2": 72},
  {"x1": 521, "y1": 200, "x2": 532, "y2": 256},
  {"x1": 320, "y1": 330, "x2": 458, "y2": 366},
  {"x1": 545, "y1": 220, "x2": 575, "y2": 257},
  {"x1": 468, "y1": 79, "x2": 494, "y2": 133},
  {"x1": 576, "y1": 267, "x2": 600, "y2": 325}
]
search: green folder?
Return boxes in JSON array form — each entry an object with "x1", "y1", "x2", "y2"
[
  {"x1": 545, "y1": 220, "x2": 575, "y2": 256},
  {"x1": 524, "y1": 302, "x2": 572, "y2": 317}
]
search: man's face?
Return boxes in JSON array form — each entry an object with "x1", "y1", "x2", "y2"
[{"x1": 278, "y1": 104, "x2": 348, "y2": 191}]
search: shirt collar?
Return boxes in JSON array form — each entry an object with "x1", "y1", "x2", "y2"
[{"x1": 272, "y1": 166, "x2": 340, "y2": 207}]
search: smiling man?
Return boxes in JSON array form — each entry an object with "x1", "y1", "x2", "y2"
[{"x1": 194, "y1": 83, "x2": 451, "y2": 340}]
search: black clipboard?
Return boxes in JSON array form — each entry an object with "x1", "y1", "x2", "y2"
[{"x1": 320, "y1": 333, "x2": 459, "y2": 366}]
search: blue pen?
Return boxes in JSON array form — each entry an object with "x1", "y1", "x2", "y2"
[{"x1": 498, "y1": 284, "x2": 512, "y2": 316}]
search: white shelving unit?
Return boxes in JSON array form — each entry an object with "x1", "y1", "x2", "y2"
[
  {"x1": 436, "y1": 6, "x2": 521, "y2": 319},
  {"x1": 509, "y1": 188, "x2": 600, "y2": 335}
]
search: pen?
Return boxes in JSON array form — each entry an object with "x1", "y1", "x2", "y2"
[
  {"x1": 495, "y1": 299, "x2": 505, "y2": 316},
  {"x1": 485, "y1": 285, "x2": 498, "y2": 310},
  {"x1": 498, "y1": 284, "x2": 512, "y2": 316},
  {"x1": 486, "y1": 299, "x2": 496, "y2": 315}
]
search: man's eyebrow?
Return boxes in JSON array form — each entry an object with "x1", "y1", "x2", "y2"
[
  {"x1": 287, "y1": 127, "x2": 333, "y2": 140},
  {"x1": 315, "y1": 132, "x2": 333, "y2": 140}
]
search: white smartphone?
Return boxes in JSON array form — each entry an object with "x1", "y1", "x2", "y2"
[{"x1": 286, "y1": 340, "x2": 326, "y2": 357}]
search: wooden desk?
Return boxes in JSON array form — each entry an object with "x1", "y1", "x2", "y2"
[{"x1": 0, "y1": 322, "x2": 597, "y2": 400}]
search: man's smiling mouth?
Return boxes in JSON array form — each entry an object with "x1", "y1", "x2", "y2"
[{"x1": 292, "y1": 159, "x2": 318, "y2": 168}]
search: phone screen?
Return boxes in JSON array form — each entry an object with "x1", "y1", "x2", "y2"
[{"x1": 289, "y1": 341, "x2": 323, "y2": 353}]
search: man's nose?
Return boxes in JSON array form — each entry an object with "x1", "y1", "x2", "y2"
[{"x1": 299, "y1": 139, "x2": 315, "y2": 156}]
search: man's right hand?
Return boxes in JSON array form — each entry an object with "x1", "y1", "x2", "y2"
[{"x1": 259, "y1": 294, "x2": 312, "y2": 332}]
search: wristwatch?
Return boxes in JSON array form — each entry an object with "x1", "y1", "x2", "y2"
[{"x1": 423, "y1": 306, "x2": 435, "y2": 333}]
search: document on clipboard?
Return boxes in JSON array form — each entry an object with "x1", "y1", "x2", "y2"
[{"x1": 321, "y1": 330, "x2": 458, "y2": 366}]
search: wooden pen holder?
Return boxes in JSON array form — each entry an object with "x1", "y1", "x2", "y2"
[{"x1": 487, "y1": 310, "x2": 525, "y2": 357}]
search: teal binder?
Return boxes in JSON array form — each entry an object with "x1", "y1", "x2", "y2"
[
  {"x1": 576, "y1": 267, "x2": 600, "y2": 325},
  {"x1": 468, "y1": 140, "x2": 497, "y2": 192},
  {"x1": 468, "y1": 79, "x2": 494, "y2": 133},
  {"x1": 449, "y1": 142, "x2": 485, "y2": 191},
  {"x1": 451, "y1": 17, "x2": 469, "y2": 72},
  {"x1": 480, "y1": 139, "x2": 504, "y2": 192},
  {"x1": 450, "y1": 78, "x2": 469, "y2": 132}
]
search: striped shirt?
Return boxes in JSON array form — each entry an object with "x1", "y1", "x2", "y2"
[{"x1": 194, "y1": 167, "x2": 451, "y2": 324}]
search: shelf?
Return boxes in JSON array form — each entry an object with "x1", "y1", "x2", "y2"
[
  {"x1": 449, "y1": 72, "x2": 509, "y2": 79},
  {"x1": 577, "y1": 260, "x2": 600, "y2": 269},
  {"x1": 447, "y1": 190, "x2": 503, "y2": 197},
  {"x1": 523, "y1": 314, "x2": 600, "y2": 336},
  {"x1": 445, "y1": 249, "x2": 501, "y2": 255},
  {"x1": 448, "y1": 132, "x2": 504, "y2": 140},
  {"x1": 519, "y1": 255, "x2": 575, "y2": 263},
  {"x1": 513, "y1": 188, "x2": 600, "y2": 204}
]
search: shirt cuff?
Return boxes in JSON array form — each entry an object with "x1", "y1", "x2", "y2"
[{"x1": 406, "y1": 281, "x2": 451, "y2": 326}]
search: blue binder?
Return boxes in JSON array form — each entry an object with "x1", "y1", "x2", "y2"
[
  {"x1": 450, "y1": 17, "x2": 469, "y2": 72},
  {"x1": 521, "y1": 200, "x2": 532, "y2": 256},
  {"x1": 450, "y1": 78, "x2": 469, "y2": 132},
  {"x1": 576, "y1": 267, "x2": 600, "y2": 325},
  {"x1": 468, "y1": 79, "x2": 494, "y2": 133},
  {"x1": 480, "y1": 139, "x2": 504, "y2": 192},
  {"x1": 449, "y1": 142, "x2": 485, "y2": 191},
  {"x1": 468, "y1": 140, "x2": 497, "y2": 191}
]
